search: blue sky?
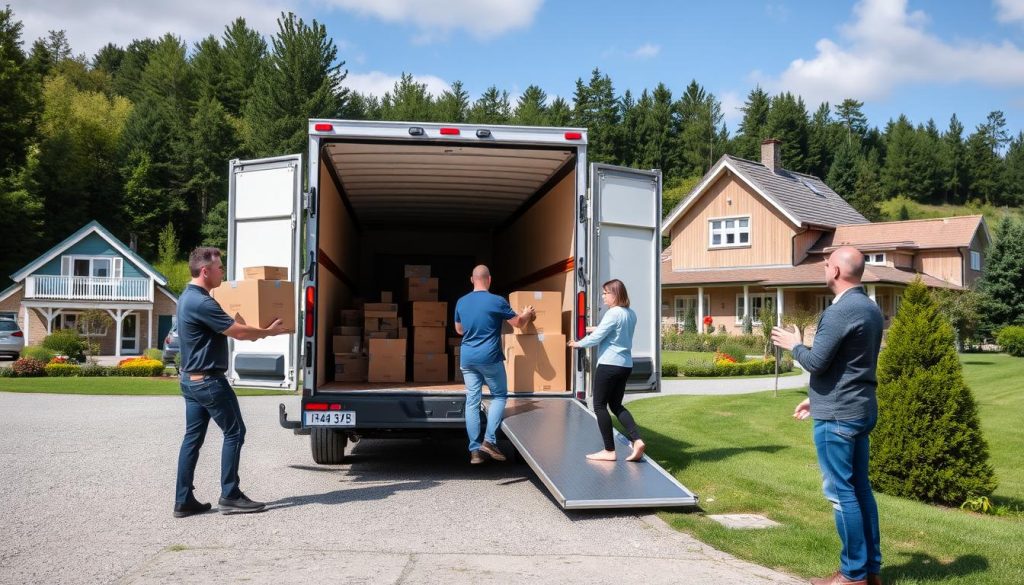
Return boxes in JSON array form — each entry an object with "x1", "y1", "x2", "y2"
[{"x1": 14, "y1": 0, "x2": 1024, "y2": 135}]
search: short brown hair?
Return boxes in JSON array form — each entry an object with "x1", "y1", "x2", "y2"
[
  {"x1": 602, "y1": 279, "x2": 629, "y2": 308},
  {"x1": 188, "y1": 247, "x2": 222, "y2": 277}
]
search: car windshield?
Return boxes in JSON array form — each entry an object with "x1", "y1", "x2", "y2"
[{"x1": 0, "y1": 321, "x2": 18, "y2": 332}]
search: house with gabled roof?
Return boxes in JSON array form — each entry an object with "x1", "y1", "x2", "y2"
[
  {"x1": 0, "y1": 221, "x2": 179, "y2": 357},
  {"x1": 660, "y1": 139, "x2": 990, "y2": 335}
]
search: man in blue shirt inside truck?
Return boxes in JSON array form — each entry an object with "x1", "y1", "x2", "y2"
[
  {"x1": 454, "y1": 265, "x2": 536, "y2": 465},
  {"x1": 173, "y1": 247, "x2": 289, "y2": 518}
]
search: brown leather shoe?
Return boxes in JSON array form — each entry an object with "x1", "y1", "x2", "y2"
[
  {"x1": 470, "y1": 451, "x2": 485, "y2": 464},
  {"x1": 480, "y1": 441, "x2": 506, "y2": 461},
  {"x1": 868, "y1": 574, "x2": 882, "y2": 585},
  {"x1": 809, "y1": 571, "x2": 867, "y2": 585}
]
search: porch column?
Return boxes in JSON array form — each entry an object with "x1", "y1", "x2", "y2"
[
  {"x1": 697, "y1": 287, "x2": 704, "y2": 332},
  {"x1": 776, "y1": 288, "x2": 784, "y2": 326},
  {"x1": 147, "y1": 309, "x2": 153, "y2": 351},
  {"x1": 43, "y1": 308, "x2": 55, "y2": 334},
  {"x1": 743, "y1": 285, "x2": 750, "y2": 323},
  {"x1": 867, "y1": 284, "x2": 877, "y2": 304},
  {"x1": 113, "y1": 308, "x2": 124, "y2": 358},
  {"x1": 22, "y1": 305, "x2": 29, "y2": 346}
]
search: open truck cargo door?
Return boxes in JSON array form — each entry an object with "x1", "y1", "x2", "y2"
[
  {"x1": 588, "y1": 164, "x2": 662, "y2": 391},
  {"x1": 226, "y1": 154, "x2": 303, "y2": 389}
]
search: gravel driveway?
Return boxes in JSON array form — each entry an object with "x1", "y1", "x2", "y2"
[{"x1": 0, "y1": 392, "x2": 802, "y2": 585}]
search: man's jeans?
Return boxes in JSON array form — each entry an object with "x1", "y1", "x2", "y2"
[
  {"x1": 461, "y1": 362, "x2": 508, "y2": 452},
  {"x1": 175, "y1": 375, "x2": 246, "y2": 504},
  {"x1": 813, "y1": 417, "x2": 882, "y2": 581}
]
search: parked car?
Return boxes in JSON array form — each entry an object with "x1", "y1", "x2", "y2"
[
  {"x1": 0, "y1": 319, "x2": 25, "y2": 359},
  {"x1": 162, "y1": 320, "x2": 179, "y2": 369}
]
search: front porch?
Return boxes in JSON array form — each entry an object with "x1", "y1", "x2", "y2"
[{"x1": 21, "y1": 300, "x2": 159, "y2": 357}]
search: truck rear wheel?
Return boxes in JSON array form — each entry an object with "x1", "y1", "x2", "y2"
[{"x1": 311, "y1": 428, "x2": 348, "y2": 464}]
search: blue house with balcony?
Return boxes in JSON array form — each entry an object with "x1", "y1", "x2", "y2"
[{"x1": 0, "y1": 221, "x2": 179, "y2": 357}]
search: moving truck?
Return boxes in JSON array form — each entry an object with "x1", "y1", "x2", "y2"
[{"x1": 227, "y1": 120, "x2": 696, "y2": 509}]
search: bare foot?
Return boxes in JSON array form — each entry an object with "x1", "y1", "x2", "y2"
[
  {"x1": 586, "y1": 450, "x2": 617, "y2": 461},
  {"x1": 626, "y1": 439, "x2": 646, "y2": 462}
]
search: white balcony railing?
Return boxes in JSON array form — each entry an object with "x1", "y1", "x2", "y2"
[{"x1": 24, "y1": 275, "x2": 151, "y2": 302}]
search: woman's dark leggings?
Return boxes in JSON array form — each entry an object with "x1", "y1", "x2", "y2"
[{"x1": 592, "y1": 364, "x2": 642, "y2": 451}]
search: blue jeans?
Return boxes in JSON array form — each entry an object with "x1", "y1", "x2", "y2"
[
  {"x1": 813, "y1": 417, "x2": 882, "y2": 581},
  {"x1": 461, "y1": 362, "x2": 508, "y2": 452},
  {"x1": 175, "y1": 375, "x2": 246, "y2": 504}
]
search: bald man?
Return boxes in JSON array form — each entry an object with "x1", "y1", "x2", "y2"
[
  {"x1": 453, "y1": 265, "x2": 535, "y2": 464},
  {"x1": 772, "y1": 246, "x2": 884, "y2": 585}
]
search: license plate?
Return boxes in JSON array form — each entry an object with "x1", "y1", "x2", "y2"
[{"x1": 304, "y1": 411, "x2": 356, "y2": 426}]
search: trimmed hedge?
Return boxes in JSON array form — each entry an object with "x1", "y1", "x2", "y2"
[
  {"x1": 677, "y1": 356, "x2": 794, "y2": 377},
  {"x1": 144, "y1": 348, "x2": 163, "y2": 361},
  {"x1": 44, "y1": 363, "x2": 81, "y2": 377},
  {"x1": 79, "y1": 364, "x2": 113, "y2": 377},
  {"x1": 661, "y1": 329, "x2": 764, "y2": 353},
  {"x1": 996, "y1": 326, "x2": 1024, "y2": 357},
  {"x1": 662, "y1": 363, "x2": 679, "y2": 377},
  {"x1": 0, "y1": 367, "x2": 13, "y2": 377}
]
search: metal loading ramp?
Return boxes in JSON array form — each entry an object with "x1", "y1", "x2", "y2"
[{"x1": 498, "y1": 398, "x2": 699, "y2": 510}]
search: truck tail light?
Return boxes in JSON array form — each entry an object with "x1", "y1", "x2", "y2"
[
  {"x1": 313, "y1": 123, "x2": 333, "y2": 132},
  {"x1": 576, "y1": 291, "x2": 586, "y2": 340},
  {"x1": 439, "y1": 127, "x2": 460, "y2": 135},
  {"x1": 564, "y1": 131, "x2": 582, "y2": 140},
  {"x1": 304, "y1": 286, "x2": 315, "y2": 337},
  {"x1": 305, "y1": 402, "x2": 328, "y2": 411}
]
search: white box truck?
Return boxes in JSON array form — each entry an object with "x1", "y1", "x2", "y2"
[{"x1": 227, "y1": 120, "x2": 696, "y2": 509}]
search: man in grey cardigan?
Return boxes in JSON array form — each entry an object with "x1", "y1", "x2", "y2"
[{"x1": 772, "y1": 246, "x2": 884, "y2": 585}]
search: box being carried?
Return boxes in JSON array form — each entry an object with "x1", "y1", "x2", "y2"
[
  {"x1": 508, "y1": 291, "x2": 562, "y2": 335},
  {"x1": 503, "y1": 333, "x2": 566, "y2": 392},
  {"x1": 243, "y1": 266, "x2": 288, "y2": 281},
  {"x1": 212, "y1": 280, "x2": 295, "y2": 331}
]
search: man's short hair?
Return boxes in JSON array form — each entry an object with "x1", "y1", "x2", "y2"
[{"x1": 189, "y1": 247, "x2": 222, "y2": 277}]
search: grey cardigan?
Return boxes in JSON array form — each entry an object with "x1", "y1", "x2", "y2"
[{"x1": 792, "y1": 287, "x2": 884, "y2": 421}]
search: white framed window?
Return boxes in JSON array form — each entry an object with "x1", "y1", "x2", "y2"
[
  {"x1": 816, "y1": 294, "x2": 835, "y2": 313},
  {"x1": 864, "y1": 253, "x2": 886, "y2": 265},
  {"x1": 675, "y1": 295, "x2": 710, "y2": 329},
  {"x1": 60, "y1": 255, "x2": 124, "y2": 278},
  {"x1": 709, "y1": 216, "x2": 750, "y2": 248},
  {"x1": 970, "y1": 250, "x2": 981, "y2": 271},
  {"x1": 735, "y1": 294, "x2": 774, "y2": 324},
  {"x1": 894, "y1": 294, "x2": 903, "y2": 315}
]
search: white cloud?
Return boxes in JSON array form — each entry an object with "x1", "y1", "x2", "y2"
[
  {"x1": 719, "y1": 90, "x2": 744, "y2": 129},
  {"x1": 995, "y1": 0, "x2": 1024, "y2": 24},
  {"x1": 10, "y1": 0, "x2": 291, "y2": 59},
  {"x1": 756, "y1": 0, "x2": 1024, "y2": 106},
  {"x1": 344, "y1": 71, "x2": 451, "y2": 97},
  {"x1": 630, "y1": 43, "x2": 661, "y2": 59},
  {"x1": 325, "y1": 0, "x2": 543, "y2": 41}
]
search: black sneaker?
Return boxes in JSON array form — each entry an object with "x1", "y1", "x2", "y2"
[
  {"x1": 218, "y1": 492, "x2": 266, "y2": 515},
  {"x1": 173, "y1": 499, "x2": 212, "y2": 518}
]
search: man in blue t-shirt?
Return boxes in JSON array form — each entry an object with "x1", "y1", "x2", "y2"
[
  {"x1": 173, "y1": 247, "x2": 288, "y2": 518},
  {"x1": 454, "y1": 265, "x2": 535, "y2": 464}
]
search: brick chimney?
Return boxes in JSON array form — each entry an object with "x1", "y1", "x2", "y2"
[{"x1": 761, "y1": 138, "x2": 781, "y2": 173}]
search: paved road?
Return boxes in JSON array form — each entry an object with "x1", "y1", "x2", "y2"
[{"x1": 0, "y1": 392, "x2": 804, "y2": 585}]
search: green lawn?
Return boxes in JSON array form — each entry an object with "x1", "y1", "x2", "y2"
[
  {"x1": 630, "y1": 353, "x2": 1024, "y2": 585},
  {"x1": 0, "y1": 376, "x2": 294, "y2": 396}
]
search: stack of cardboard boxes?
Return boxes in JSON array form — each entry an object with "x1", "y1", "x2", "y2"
[
  {"x1": 333, "y1": 302, "x2": 366, "y2": 382},
  {"x1": 503, "y1": 291, "x2": 565, "y2": 392},
  {"x1": 211, "y1": 266, "x2": 296, "y2": 331},
  {"x1": 405, "y1": 265, "x2": 448, "y2": 383}
]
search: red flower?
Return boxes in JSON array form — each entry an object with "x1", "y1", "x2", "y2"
[{"x1": 703, "y1": 315, "x2": 714, "y2": 326}]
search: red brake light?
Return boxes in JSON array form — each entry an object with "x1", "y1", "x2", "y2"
[
  {"x1": 564, "y1": 131, "x2": 582, "y2": 140},
  {"x1": 314, "y1": 123, "x2": 333, "y2": 132},
  {"x1": 12, "y1": 331, "x2": 23, "y2": 337},
  {"x1": 305, "y1": 403, "x2": 328, "y2": 411},
  {"x1": 304, "y1": 286, "x2": 315, "y2": 337},
  {"x1": 439, "y1": 127, "x2": 460, "y2": 135},
  {"x1": 576, "y1": 291, "x2": 586, "y2": 340}
]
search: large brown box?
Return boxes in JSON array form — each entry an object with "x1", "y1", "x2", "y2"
[
  {"x1": 334, "y1": 353, "x2": 368, "y2": 382},
  {"x1": 368, "y1": 339, "x2": 407, "y2": 383},
  {"x1": 243, "y1": 266, "x2": 288, "y2": 281},
  {"x1": 333, "y1": 335, "x2": 362, "y2": 354},
  {"x1": 405, "y1": 277, "x2": 439, "y2": 302},
  {"x1": 364, "y1": 317, "x2": 381, "y2": 332},
  {"x1": 380, "y1": 317, "x2": 400, "y2": 331},
  {"x1": 413, "y1": 353, "x2": 448, "y2": 382},
  {"x1": 411, "y1": 326, "x2": 445, "y2": 354},
  {"x1": 502, "y1": 333, "x2": 566, "y2": 392},
  {"x1": 410, "y1": 301, "x2": 447, "y2": 327},
  {"x1": 212, "y1": 280, "x2": 295, "y2": 331},
  {"x1": 404, "y1": 264, "x2": 431, "y2": 278},
  {"x1": 333, "y1": 326, "x2": 361, "y2": 336},
  {"x1": 365, "y1": 303, "x2": 398, "y2": 319},
  {"x1": 508, "y1": 291, "x2": 562, "y2": 335},
  {"x1": 340, "y1": 310, "x2": 362, "y2": 326}
]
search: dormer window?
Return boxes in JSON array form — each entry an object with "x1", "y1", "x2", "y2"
[
  {"x1": 709, "y1": 216, "x2": 750, "y2": 248},
  {"x1": 864, "y1": 253, "x2": 885, "y2": 265}
]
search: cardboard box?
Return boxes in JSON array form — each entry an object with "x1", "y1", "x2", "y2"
[
  {"x1": 380, "y1": 291, "x2": 393, "y2": 303},
  {"x1": 369, "y1": 338, "x2": 406, "y2": 356},
  {"x1": 397, "y1": 327, "x2": 408, "y2": 339},
  {"x1": 410, "y1": 301, "x2": 447, "y2": 327},
  {"x1": 413, "y1": 353, "x2": 448, "y2": 382},
  {"x1": 405, "y1": 277, "x2": 439, "y2": 302},
  {"x1": 411, "y1": 326, "x2": 445, "y2": 354},
  {"x1": 364, "y1": 317, "x2": 381, "y2": 332},
  {"x1": 503, "y1": 333, "x2": 566, "y2": 392},
  {"x1": 367, "y1": 331, "x2": 391, "y2": 339},
  {"x1": 340, "y1": 310, "x2": 362, "y2": 326},
  {"x1": 508, "y1": 291, "x2": 562, "y2": 335},
  {"x1": 243, "y1": 266, "x2": 288, "y2": 281},
  {"x1": 333, "y1": 335, "x2": 362, "y2": 354},
  {"x1": 380, "y1": 317, "x2": 400, "y2": 331},
  {"x1": 333, "y1": 326, "x2": 362, "y2": 336},
  {"x1": 334, "y1": 353, "x2": 367, "y2": 382},
  {"x1": 447, "y1": 337, "x2": 461, "y2": 348},
  {"x1": 365, "y1": 303, "x2": 398, "y2": 319},
  {"x1": 211, "y1": 280, "x2": 295, "y2": 331},
  {"x1": 368, "y1": 339, "x2": 407, "y2": 383},
  {"x1": 450, "y1": 353, "x2": 464, "y2": 383},
  {"x1": 404, "y1": 264, "x2": 431, "y2": 278}
]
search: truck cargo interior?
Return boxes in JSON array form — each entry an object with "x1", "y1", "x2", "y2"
[{"x1": 315, "y1": 140, "x2": 577, "y2": 392}]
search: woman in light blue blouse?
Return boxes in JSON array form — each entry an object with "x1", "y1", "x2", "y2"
[{"x1": 569, "y1": 279, "x2": 645, "y2": 462}]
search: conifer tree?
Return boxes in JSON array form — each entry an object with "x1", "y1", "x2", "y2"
[
  {"x1": 468, "y1": 85, "x2": 511, "y2": 124},
  {"x1": 512, "y1": 85, "x2": 548, "y2": 126},
  {"x1": 734, "y1": 86, "x2": 770, "y2": 160},
  {"x1": 977, "y1": 216, "x2": 1024, "y2": 332},
  {"x1": 434, "y1": 80, "x2": 470, "y2": 122}
]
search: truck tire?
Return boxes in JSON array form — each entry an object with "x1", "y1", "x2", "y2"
[{"x1": 311, "y1": 428, "x2": 348, "y2": 464}]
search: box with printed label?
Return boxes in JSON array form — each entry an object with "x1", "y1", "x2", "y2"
[
  {"x1": 211, "y1": 280, "x2": 295, "y2": 331},
  {"x1": 413, "y1": 353, "x2": 448, "y2": 382},
  {"x1": 332, "y1": 335, "x2": 362, "y2": 354},
  {"x1": 502, "y1": 333, "x2": 566, "y2": 392},
  {"x1": 405, "y1": 277, "x2": 439, "y2": 302},
  {"x1": 364, "y1": 303, "x2": 398, "y2": 319},
  {"x1": 411, "y1": 326, "x2": 445, "y2": 354},
  {"x1": 410, "y1": 301, "x2": 447, "y2": 327},
  {"x1": 334, "y1": 353, "x2": 367, "y2": 382},
  {"x1": 404, "y1": 265, "x2": 431, "y2": 278},
  {"x1": 508, "y1": 291, "x2": 562, "y2": 335}
]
